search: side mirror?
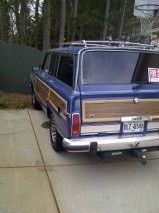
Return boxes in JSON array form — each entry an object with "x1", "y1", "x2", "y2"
[{"x1": 32, "y1": 66, "x2": 41, "y2": 72}]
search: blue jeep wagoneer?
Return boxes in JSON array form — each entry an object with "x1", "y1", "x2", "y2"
[{"x1": 31, "y1": 40, "x2": 159, "y2": 164}]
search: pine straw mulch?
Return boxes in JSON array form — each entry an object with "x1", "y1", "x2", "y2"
[{"x1": 0, "y1": 91, "x2": 32, "y2": 109}]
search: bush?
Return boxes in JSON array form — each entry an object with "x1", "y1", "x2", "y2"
[
  {"x1": 0, "y1": 91, "x2": 30, "y2": 109},
  {"x1": 0, "y1": 98, "x2": 10, "y2": 108}
]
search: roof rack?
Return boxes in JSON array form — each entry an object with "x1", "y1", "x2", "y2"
[{"x1": 63, "y1": 40, "x2": 156, "y2": 50}]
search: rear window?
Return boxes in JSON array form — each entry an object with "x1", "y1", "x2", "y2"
[{"x1": 82, "y1": 51, "x2": 159, "y2": 84}]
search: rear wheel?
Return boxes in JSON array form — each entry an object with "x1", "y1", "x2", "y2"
[
  {"x1": 32, "y1": 89, "x2": 41, "y2": 110},
  {"x1": 50, "y1": 113, "x2": 64, "y2": 152}
]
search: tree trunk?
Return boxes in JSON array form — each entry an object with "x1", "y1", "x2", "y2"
[
  {"x1": 13, "y1": 2, "x2": 21, "y2": 42},
  {"x1": 0, "y1": 1, "x2": 10, "y2": 42},
  {"x1": 20, "y1": 0, "x2": 28, "y2": 44},
  {"x1": 72, "y1": 0, "x2": 78, "y2": 41},
  {"x1": 0, "y1": 2, "x2": 3, "y2": 40},
  {"x1": 118, "y1": 0, "x2": 127, "y2": 40},
  {"x1": 42, "y1": 0, "x2": 51, "y2": 51},
  {"x1": 59, "y1": 0, "x2": 66, "y2": 47},
  {"x1": 101, "y1": 0, "x2": 110, "y2": 41},
  {"x1": 79, "y1": 25, "x2": 83, "y2": 40},
  {"x1": 35, "y1": 0, "x2": 40, "y2": 48},
  {"x1": 35, "y1": 0, "x2": 40, "y2": 23}
]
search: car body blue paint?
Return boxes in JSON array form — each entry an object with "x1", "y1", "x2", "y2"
[
  {"x1": 31, "y1": 46, "x2": 159, "y2": 141},
  {"x1": 33, "y1": 61, "x2": 80, "y2": 138}
]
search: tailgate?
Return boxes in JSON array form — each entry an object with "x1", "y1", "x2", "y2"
[{"x1": 80, "y1": 84, "x2": 159, "y2": 135}]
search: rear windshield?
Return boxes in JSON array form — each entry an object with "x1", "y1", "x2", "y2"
[{"x1": 82, "y1": 51, "x2": 159, "y2": 84}]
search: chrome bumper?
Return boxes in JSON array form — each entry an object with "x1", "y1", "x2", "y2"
[{"x1": 63, "y1": 133, "x2": 159, "y2": 152}]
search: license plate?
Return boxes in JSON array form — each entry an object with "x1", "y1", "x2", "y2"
[{"x1": 122, "y1": 121, "x2": 144, "y2": 133}]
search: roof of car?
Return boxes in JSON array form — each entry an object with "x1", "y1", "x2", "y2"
[
  {"x1": 49, "y1": 46, "x2": 159, "y2": 55},
  {"x1": 49, "y1": 47, "x2": 81, "y2": 54}
]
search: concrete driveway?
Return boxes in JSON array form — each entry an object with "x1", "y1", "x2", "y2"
[{"x1": 0, "y1": 109, "x2": 159, "y2": 213}]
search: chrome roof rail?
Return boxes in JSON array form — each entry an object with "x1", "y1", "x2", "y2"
[{"x1": 63, "y1": 40, "x2": 156, "y2": 50}]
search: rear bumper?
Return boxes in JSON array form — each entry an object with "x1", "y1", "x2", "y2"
[{"x1": 63, "y1": 133, "x2": 159, "y2": 152}]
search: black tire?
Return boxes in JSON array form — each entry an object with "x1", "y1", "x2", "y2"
[
  {"x1": 32, "y1": 90, "x2": 41, "y2": 110},
  {"x1": 50, "y1": 113, "x2": 64, "y2": 152}
]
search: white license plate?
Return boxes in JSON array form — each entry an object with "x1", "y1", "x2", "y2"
[{"x1": 122, "y1": 121, "x2": 144, "y2": 133}]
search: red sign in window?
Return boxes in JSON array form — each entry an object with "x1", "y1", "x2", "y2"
[{"x1": 148, "y1": 68, "x2": 159, "y2": 82}]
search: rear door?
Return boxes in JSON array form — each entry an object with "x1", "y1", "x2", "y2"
[{"x1": 49, "y1": 53, "x2": 78, "y2": 138}]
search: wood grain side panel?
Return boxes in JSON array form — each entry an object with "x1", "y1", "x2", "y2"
[
  {"x1": 32, "y1": 74, "x2": 67, "y2": 120},
  {"x1": 49, "y1": 90, "x2": 67, "y2": 119},
  {"x1": 83, "y1": 100, "x2": 159, "y2": 122},
  {"x1": 35, "y1": 78, "x2": 49, "y2": 102}
]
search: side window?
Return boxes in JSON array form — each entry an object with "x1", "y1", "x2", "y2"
[
  {"x1": 42, "y1": 53, "x2": 51, "y2": 73},
  {"x1": 49, "y1": 53, "x2": 59, "y2": 76},
  {"x1": 133, "y1": 53, "x2": 159, "y2": 84},
  {"x1": 57, "y1": 55, "x2": 74, "y2": 87}
]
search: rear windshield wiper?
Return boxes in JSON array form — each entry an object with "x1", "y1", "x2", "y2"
[{"x1": 132, "y1": 82, "x2": 158, "y2": 90}]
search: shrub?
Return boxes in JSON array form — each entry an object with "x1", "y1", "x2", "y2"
[
  {"x1": 0, "y1": 98, "x2": 10, "y2": 108},
  {"x1": 0, "y1": 91, "x2": 31, "y2": 109}
]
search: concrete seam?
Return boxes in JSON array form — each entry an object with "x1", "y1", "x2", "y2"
[
  {"x1": 27, "y1": 109, "x2": 61, "y2": 213},
  {"x1": 0, "y1": 166, "x2": 42, "y2": 169},
  {"x1": 43, "y1": 157, "x2": 159, "y2": 169}
]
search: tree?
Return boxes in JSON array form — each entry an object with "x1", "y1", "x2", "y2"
[
  {"x1": 72, "y1": 0, "x2": 78, "y2": 41},
  {"x1": 59, "y1": 0, "x2": 66, "y2": 46},
  {"x1": 34, "y1": 0, "x2": 40, "y2": 48},
  {"x1": 42, "y1": 0, "x2": 51, "y2": 51},
  {"x1": 0, "y1": 0, "x2": 10, "y2": 42},
  {"x1": 35, "y1": 0, "x2": 40, "y2": 23},
  {"x1": 102, "y1": 0, "x2": 110, "y2": 40},
  {"x1": 12, "y1": 0, "x2": 21, "y2": 42},
  {"x1": 0, "y1": 0, "x2": 140, "y2": 48},
  {"x1": 118, "y1": 0, "x2": 127, "y2": 39},
  {"x1": 9, "y1": 0, "x2": 30, "y2": 44},
  {"x1": 19, "y1": 0, "x2": 29, "y2": 44}
]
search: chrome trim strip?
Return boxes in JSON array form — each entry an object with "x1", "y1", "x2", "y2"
[
  {"x1": 121, "y1": 116, "x2": 152, "y2": 122},
  {"x1": 81, "y1": 124, "x2": 120, "y2": 134},
  {"x1": 147, "y1": 122, "x2": 159, "y2": 130},
  {"x1": 63, "y1": 133, "x2": 159, "y2": 152},
  {"x1": 75, "y1": 48, "x2": 85, "y2": 90}
]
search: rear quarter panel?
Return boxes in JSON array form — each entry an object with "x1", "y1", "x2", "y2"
[{"x1": 31, "y1": 70, "x2": 80, "y2": 138}]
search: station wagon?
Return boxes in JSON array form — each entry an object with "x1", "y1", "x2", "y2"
[{"x1": 31, "y1": 40, "x2": 159, "y2": 164}]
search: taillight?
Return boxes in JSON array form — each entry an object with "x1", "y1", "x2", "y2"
[{"x1": 71, "y1": 113, "x2": 81, "y2": 137}]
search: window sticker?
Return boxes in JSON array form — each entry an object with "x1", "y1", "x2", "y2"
[{"x1": 148, "y1": 68, "x2": 159, "y2": 83}]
